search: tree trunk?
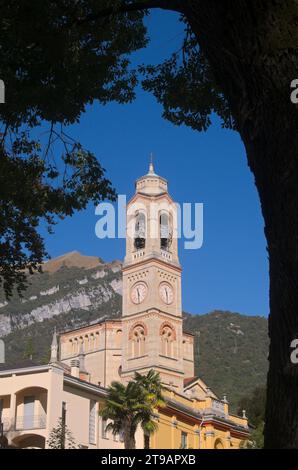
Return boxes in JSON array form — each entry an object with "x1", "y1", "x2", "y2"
[
  {"x1": 181, "y1": 0, "x2": 298, "y2": 448},
  {"x1": 124, "y1": 431, "x2": 136, "y2": 449},
  {"x1": 129, "y1": 431, "x2": 136, "y2": 449},
  {"x1": 123, "y1": 420, "x2": 136, "y2": 449},
  {"x1": 243, "y1": 100, "x2": 298, "y2": 449},
  {"x1": 124, "y1": 434, "x2": 135, "y2": 449},
  {"x1": 144, "y1": 432, "x2": 150, "y2": 449}
]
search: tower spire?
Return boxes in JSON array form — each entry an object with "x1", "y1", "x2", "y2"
[
  {"x1": 50, "y1": 327, "x2": 58, "y2": 363},
  {"x1": 148, "y1": 152, "x2": 155, "y2": 175}
]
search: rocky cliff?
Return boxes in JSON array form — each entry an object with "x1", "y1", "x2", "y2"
[{"x1": 0, "y1": 251, "x2": 268, "y2": 408}]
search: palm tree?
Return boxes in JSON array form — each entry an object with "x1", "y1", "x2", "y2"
[
  {"x1": 99, "y1": 380, "x2": 152, "y2": 449},
  {"x1": 139, "y1": 408, "x2": 158, "y2": 450},
  {"x1": 100, "y1": 371, "x2": 165, "y2": 449},
  {"x1": 134, "y1": 370, "x2": 165, "y2": 449}
]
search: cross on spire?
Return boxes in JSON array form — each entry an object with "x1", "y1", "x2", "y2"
[
  {"x1": 50, "y1": 327, "x2": 58, "y2": 363},
  {"x1": 148, "y1": 152, "x2": 155, "y2": 174}
]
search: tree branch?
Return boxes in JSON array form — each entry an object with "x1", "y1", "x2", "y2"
[{"x1": 76, "y1": 0, "x2": 184, "y2": 25}]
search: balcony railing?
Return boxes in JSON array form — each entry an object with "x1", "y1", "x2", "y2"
[
  {"x1": 201, "y1": 398, "x2": 226, "y2": 419},
  {"x1": 160, "y1": 250, "x2": 172, "y2": 261},
  {"x1": 133, "y1": 250, "x2": 145, "y2": 259},
  {"x1": 1, "y1": 417, "x2": 12, "y2": 432},
  {"x1": 209, "y1": 399, "x2": 226, "y2": 417},
  {"x1": 15, "y1": 414, "x2": 46, "y2": 431}
]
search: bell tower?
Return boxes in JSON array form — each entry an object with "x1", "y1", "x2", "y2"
[{"x1": 121, "y1": 161, "x2": 186, "y2": 390}]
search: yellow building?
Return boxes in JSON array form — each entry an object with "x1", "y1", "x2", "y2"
[{"x1": 0, "y1": 163, "x2": 250, "y2": 449}]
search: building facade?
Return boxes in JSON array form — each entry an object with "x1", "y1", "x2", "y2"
[{"x1": 0, "y1": 163, "x2": 250, "y2": 449}]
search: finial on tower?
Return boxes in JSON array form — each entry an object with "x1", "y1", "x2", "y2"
[
  {"x1": 79, "y1": 343, "x2": 87, "y2": 372},
  {"x1": 148, "y1": 152, "x2": 155, "y2": 175},
  {"x1": 135, "y1": 152, "x2": 167, "y2": 195},
  {"x1": 50, "y1": 327, "x2": 58, "y2": 363}
]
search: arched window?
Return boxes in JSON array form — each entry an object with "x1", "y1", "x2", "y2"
[
  {"x1": 95, "y1": 331, "x2": 100, "y2": 349},
  {"x1": 160, "y1": 324, "x2": 176, "y2": 358},
  {"x1": 115, "y1": 329, "x2": 122, "y2": 349},
  {"x1": 214, "y1": 438, "x2": 225, "y2": 449},
  {"x1": 129, "y1": 324, "x2": 147, "y2": 358},
  {"x1": 90, "y1": 333, "x2": 95, "y2": 350},
  {"x1": 73, "y1": 338, "x2": 78, "y2": 355},
  {"x1": 160, "y1": 212, "x2": 172, "y2": 251},
  {"x1": 183, "y1": 339, "x2": 187, "y2": 357},
  {"x1": 134, "y1": 211, "x2": 146, "y2": 250}
]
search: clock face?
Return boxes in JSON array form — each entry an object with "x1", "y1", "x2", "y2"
[
  {"x1": 159, "y1": 282, "x2": 174, "y2": 305},
  {"x1": 131, "y1": 282, "x2": 148, "y2": 304}
]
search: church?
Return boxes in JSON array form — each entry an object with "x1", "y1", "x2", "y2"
[{"x1": 0, "y1": 163, "x2": 250, "y2": 449}]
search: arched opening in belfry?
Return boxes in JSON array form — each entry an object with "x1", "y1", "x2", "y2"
[
  {"x1": 134, "y1": 211, "x2": 146, "y2": 250},
  {"x1": 160, "y1": 212, "x2": 172, "y2": 251}
]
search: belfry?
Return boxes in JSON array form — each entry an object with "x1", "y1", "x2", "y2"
[
  {"x1": 121, "y1": 161, "x2": 194, "y2": 390},
  {"x1": 0, "y1": 162, "x2": 250, "y2": 449}
]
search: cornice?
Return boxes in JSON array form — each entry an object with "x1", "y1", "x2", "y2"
[{"x1": 122, "y1": 256, "x2": 181, "y2": 272}]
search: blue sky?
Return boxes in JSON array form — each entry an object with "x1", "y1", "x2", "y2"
[{"x1": 40, "y1": 10, "x2": 269, "y2": 317}]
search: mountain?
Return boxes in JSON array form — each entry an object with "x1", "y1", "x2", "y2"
[
  {"x1": 0, "y1": 252, "x2": 268, "y2": 409},
  {"x1": 42, "y1": 251, "x2": 105, "y2": 273},
  {"x1": 185, "y1": 311, "x2": 268, "y2": 408},
  {"x1": 0, "y1": 252, "x2": 122, "y2": 337}
]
